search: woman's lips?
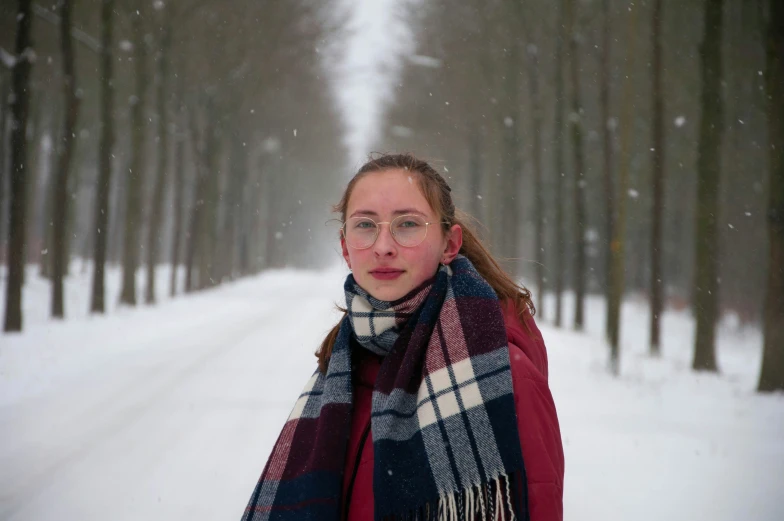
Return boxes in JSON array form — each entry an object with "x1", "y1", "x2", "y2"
[{"x1": 370, "y1": 269, "x2": 404, "y2": 280}]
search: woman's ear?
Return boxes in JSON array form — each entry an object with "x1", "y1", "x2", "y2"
[
  {"x1": 441, "y1": 224, "x2": 463, "y2": 264},
  {"x1": 341, "y1": 234, "x2": 351, "y2": 270}
]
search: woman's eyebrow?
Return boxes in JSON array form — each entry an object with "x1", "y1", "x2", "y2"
[{"x1": 349, "y1": 209, "x2": 426, "y2": 218}]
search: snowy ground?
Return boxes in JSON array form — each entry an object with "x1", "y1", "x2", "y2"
[{"x1": 1, "y1": 264, "x2": 783, "y2": 521}]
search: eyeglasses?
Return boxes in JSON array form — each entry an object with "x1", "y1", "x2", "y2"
[{"x1": 341, "y1": 214, "x2": 447, "y2": 249}]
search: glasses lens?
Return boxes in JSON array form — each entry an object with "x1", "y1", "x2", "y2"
[
  {"x1": 392, "y1": 215, "x2": 428, "y2": 246},
  {"x1": 345, "y1": 217, "x2": 377, "y2": 248}
]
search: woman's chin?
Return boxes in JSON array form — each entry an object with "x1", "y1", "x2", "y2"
[{"x1": 366, "y1": 281, "x2": 409, "y2": 302}]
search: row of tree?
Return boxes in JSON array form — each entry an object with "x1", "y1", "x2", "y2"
[
  {"x1": 380, "y1": 0, "x2": 783, "y2": 392},
  {"x1": 0, "y1": 0, "x2": 346, "y2": 330},
  {"x1": 2, "y1": 0, "x2": 781, "y2": 393}
]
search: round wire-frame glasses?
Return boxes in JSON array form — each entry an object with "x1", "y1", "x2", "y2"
[{"x1": 341, "y1": 214, "x2": 448, "y2": 250}]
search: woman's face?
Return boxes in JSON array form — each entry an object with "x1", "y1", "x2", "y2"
[{"x1": 341, "y1": 169, "x2": 462, "y2": 302}]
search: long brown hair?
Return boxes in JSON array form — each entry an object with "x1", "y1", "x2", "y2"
[{"x1": 317, "y1": 153, "x2": 535, "y2": 373}]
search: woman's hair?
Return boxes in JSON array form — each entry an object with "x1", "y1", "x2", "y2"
[{"x1": 317, "y1": 153, "x2": 535, "y2": 373}]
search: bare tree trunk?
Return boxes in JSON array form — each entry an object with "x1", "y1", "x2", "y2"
[
  {"x1": 650, "y1": 0, "x2": 666, "y2": 355},
  {"x1": 184, "y1": 178, "x2": 204, "y2": 292},
  {"x1": 553, "y1": 0, "x2": 566, "y2": 328},
  {"x1": 90, "y1": 0, "x2": 115, "y2": 314},
  {"x1": 62, "y1": 141, "x2": 84, "y2": 273},
  {"x1": 39, "y1": 102, "x2": 62, "y2": 279},
  {"x1": 502, "y1": 37, "x2": 522, "y2": 270},
  {"x1": 108, "y1": 155, "x2": 126, "y2": 264},
  {"x1": 119, "y1": 9, "x2": 147, "y2": 307},
  {"x1": 145, "y1": 8, "x2": 171, "y2": 304},
  {"x1": 527, "y1": 43, "x2": 545, "y2": 318},
  {"x1": 184, "y1": 107, "x2": 206, "y2": 293},
  {"x1": 24, "y1": 92, "x2": 43, "y2": 271},
  {"x1": 692, "y1": 0, "x2": 724, "y2": 372},
  {"x1": 224, "y1": 135, "x2": 247, "y2": 280},
  {"x1": 264, "y1": 164, "x2": 279, "y2": 269},
  {"x1": 200, "y1": 103, "x2": 221, "y2": 288},
  {"x1": 566, "y1": 0, "x2": 586, "y2": 331},
  {"x1": 601, "y1": 0, "x2": 615, "y2": 339},
  {"x1": 0, "y1": 78, "x2": 9, "y2": 260},
  {"x1": 51, "y1": 0, "x2": 80, "y2": 319},
  {"x1": 758, "y1": 0, "x2": 784, "y2": 392},
  {"x1": 3, "y1": 0, "x2": 34, "y2": 332},
  {"x1": 608, "y1": 0, "x2": 639, "y2": 375},
  {"x1": 249, "y1": 157, "x2": 266, "y2": 274},
  {"x1": 169, "y1": 85, "x2": 185, "y2": 297}
]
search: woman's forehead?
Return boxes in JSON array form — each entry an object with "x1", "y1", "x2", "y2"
[{"x1": 348, "y1": 170, "x2": 434, "y2": 216}]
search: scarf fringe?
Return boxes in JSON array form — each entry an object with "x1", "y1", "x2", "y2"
[{"x1": 380, "y1": 473, "x2": 518, "y2": 521}]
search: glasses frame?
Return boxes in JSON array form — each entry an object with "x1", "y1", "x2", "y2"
[{"x1": 341, "y1": 214, "x2": 450, "y2": 250}]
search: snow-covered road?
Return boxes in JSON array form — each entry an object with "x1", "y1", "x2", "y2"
[{"x1": 1, "y1": 266, "x2": 783, "y2": 520}]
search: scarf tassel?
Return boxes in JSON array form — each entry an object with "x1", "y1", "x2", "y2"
[{"x1": 381, "y1": 473, "x2": 521, "y2": 521}]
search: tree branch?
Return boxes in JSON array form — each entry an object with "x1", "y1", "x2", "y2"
[{"x1": 32, "y1": 3, "x2": 101, "y2": 54}]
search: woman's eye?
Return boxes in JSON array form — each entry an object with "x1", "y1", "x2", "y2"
[
  {"x1": 399, "y1": 220, "x2": 420, "y2": 228},
  {"x1": 355, "y1": 221, "x2": 375, "y2": 229}
]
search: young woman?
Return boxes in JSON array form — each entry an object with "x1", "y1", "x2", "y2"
[{"x1": 241, "y1": 154, "x2": 564, "y2": 521}]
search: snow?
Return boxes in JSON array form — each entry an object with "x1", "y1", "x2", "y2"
[
  {"x1": 407, "y1": 55, "x2": 441, "y2": 68},
  {"x1": 0, "y1": 47, "x2": 16, "y2": 69},
  {"x1": 1, "y1": 265, "x2": 783, "y2": 520}
]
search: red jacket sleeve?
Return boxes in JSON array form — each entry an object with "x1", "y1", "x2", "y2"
[{"x1": 504, "y1": 304, "x2": 565, "y2": 521}]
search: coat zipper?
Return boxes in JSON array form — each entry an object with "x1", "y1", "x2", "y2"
[{"x1": 343, "y1": 420, "x2": 372, "y2": 521}]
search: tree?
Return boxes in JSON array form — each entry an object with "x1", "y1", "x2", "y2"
[
  {"x1": 39, "y1": 101, "x2": 62, "y2": 280},
  {"x1": 119, "y1": 6, "x2": 148, "y2": 307},
  {"x1": 3, "y1": 0, "x2": 34, "y2": 332},
  {"x1": 501, "y1": 33, "x2": 522, "y2": 270},
  {"x1": 608, "y1": 0, "x2": 639, "y2": 374},
  {"x1": 601, "y1": 0, "x2": 616, "y2": 340},
  {"x1": 566, "y1": 0, "x2": 586, "y2": 330},
  {"x1": 184, "y1": 103, "x2": 209, "y2": 292},
  {"x1": 0, "y1": 77, "x2": 9, "y2": 256},
  {"x1": 169, "y1": 72, "x2": 186, "y2": 297},
  {"x1": 649, "y1": 0, "x2": 665, "y2": 355},
  {"x1": 553, "y1": 0, "x2": 566, "y2": 328},
  {"x1": 90, "y1": 0, "x2": 115, "y2": 314},
  {"x1": 51, "y1": 0, "x2": 80, "y2": 319},
  {"x1": 527, "y1": 42, "x2": 545, "y2": 318},
  {"x1": 692, "y1": 0, "x2": 724, "y2": 372},
  {"x1": 145, "y1": 4, "x2": 171, "y2": 304},
  {"x1": 758, "y1": 0, "x2": 784, "y2": 392}
]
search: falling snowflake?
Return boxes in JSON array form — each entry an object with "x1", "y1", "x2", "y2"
[{"x1": 674, "y1": 116, "x2": 686, "y2": 127}]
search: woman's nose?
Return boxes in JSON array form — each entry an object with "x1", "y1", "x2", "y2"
[{"x1": 373, "y1": 224, "x2": 397, "y2": 257}]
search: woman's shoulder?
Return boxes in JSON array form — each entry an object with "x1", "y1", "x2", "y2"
[{"x1": 500, "y1": 299, "x2": 549, "y2": 382}]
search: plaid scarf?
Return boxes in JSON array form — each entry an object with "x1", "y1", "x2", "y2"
[{"x1": 241, "y1": 255, "x2": 528, "y2": 521}]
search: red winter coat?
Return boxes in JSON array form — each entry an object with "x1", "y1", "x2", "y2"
[{"x1": 340, "y1": 300, "x2": 565, "y2": 521}]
